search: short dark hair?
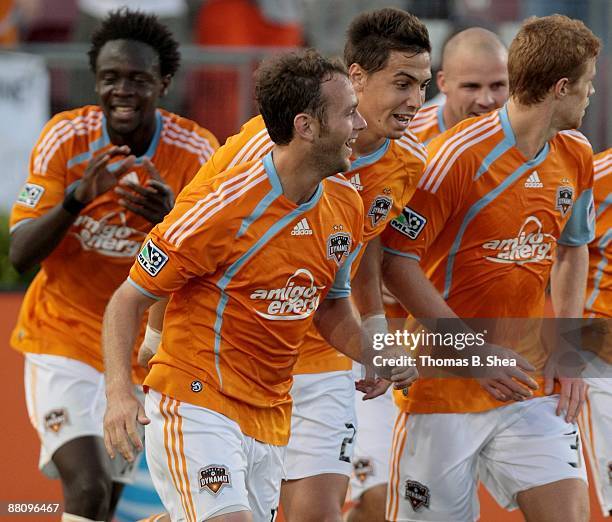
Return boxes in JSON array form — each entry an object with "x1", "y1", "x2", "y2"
[
  {"x1": 88, "y1": 8, "x2": 181, "y2": 78},
  {"x1": 255, "y1": 49, "x2": 348, "y2": 145},
  {"x1": 344, "y1": 8, "x2": 431, "y2": 74}
]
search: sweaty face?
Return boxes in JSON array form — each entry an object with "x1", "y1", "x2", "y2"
[
  {"x1": 95, "y1": 39, "x2": 169, "y2": 139},
  {"x1": 352, "y1": 51, "x2": 432, "y2": 139},
  {"x1": 439, "y1": 49, "x2": 508, "y2": 126},
  {"x1": 312, "y1": 74, "x2": 367, "y2": 174},
  {"x1": 559, "y1": 57, "x2": 596, "y2": 130}
]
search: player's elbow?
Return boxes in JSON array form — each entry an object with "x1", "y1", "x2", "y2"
[{"x1": 8, "y1": 242, "x2": 33, "y2": 274}]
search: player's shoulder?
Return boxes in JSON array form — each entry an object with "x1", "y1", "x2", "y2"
[
  {"x1": 323, "y1": 174, "x2": 362, "y2": 206},
  {"x1": 594, "y1": 148, "x2": 612, "y2": 183},
  {"x1": 594, "y1": 147, "x2": 611, "y2": 166},
  {"x1": 39, "y1": 105, "x2": 103, "y2": 137},
  {"x1": 158, "y1": 108, "x2": 220, "y2": 155},
  {"x1": 392, "y1": 129, "x2": 427, "y2": 166},
  {"x1": 555, "y1": 129, "x2": 593, "y2": 155},
  {"x1": 409, "y1": 104, "x2": 439, "y2": 129}
]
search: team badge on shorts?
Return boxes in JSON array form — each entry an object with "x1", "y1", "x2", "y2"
[
  {"x1": 555, "y1": 185, "x2": 574, "y2": 217},
  {"x1": 17, "y1": 183, "x2": 45, "y2": 208},
  {"x1": 198, "y1": 465, "x2": 231, "y2": 495},
  {"x1": 327, "y1": 232, "x2": 351, "y2": 265},
  {"x1": 353, "y1": 458, "x2": 374, "y2": 483},
  {"x1": 390, "y1": 207, "x2": 427, "y2": 239},
  {"x1": 44, "y1": 409, "x2": 69, "y2": 433},
  {"x1": 368, "y1": 195, "x2": 393, "y2": 227},
  {"x1": 137, "y1": 239, "x2": 168, "y2": 276},
  {"x1": 404, "y1": 480, "x2": 430, "y2": 511}
]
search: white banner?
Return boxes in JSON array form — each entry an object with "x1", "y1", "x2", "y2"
[{"x1": 0, "y1": 51, "x2": 49, "y2": 213}]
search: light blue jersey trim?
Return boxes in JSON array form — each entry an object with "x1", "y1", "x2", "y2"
[
  {"x1": 585, "y1": 229, "x2": 612, "y2": 310},
  {"x1": 66, "y1": 135, "x2": 106, "y2": 169},
  {"x1": 382, "y1": 246, "x2": 421, "y2": 261},
  {"x1": 473, "y1": 108, "x2": 515, "y2": 181},
  {"x1": 350, "y1": 139, "x2": 390, "y2": 170},
  {"x1": 327, "y1": 243, "x2": 363, "y2": 299},
  {"x1": 127, "y1": 276, "x2": 164, "y2": 301},
  {"x1": 596, "y1": 194, "x2": 612, "y2": 218},
  {"x1": 212, "y1": 153, "x2": 324, "y2": 387},
  {"x1": 559, "y1": 189, "x2": 595, "y2": 246},
  {"x1": 437, "y1": 103, "x2": 446, "y2": 133},
  {"x1": 9, "y1": 218, "x2": 33, "y2": 234},
  {"x1": 235, "y1": 154, "x2": 285, "y2": 238},
  {"x1": 443, "y1": 129, "x2": 550, "y2": 299}
]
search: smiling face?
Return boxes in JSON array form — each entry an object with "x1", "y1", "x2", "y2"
[
  {"x1": 95, "y1": 39, "x2": 170, "y2": 143},
  {"x1": 350, "y1": 50, "x2": 432, "y2": 141},
  {"x1": 311, "y1": 73, "x2": 367, "y2": 174},
  {"x1": 438, "y1": 47, "x2": 508, "y2": 127}
]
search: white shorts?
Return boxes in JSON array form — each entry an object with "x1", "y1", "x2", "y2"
[
  {"x1": 580, "y1": 354, "x2": 612, "y2": 516},
  {"x1": 145, "y1": 390, "x2": 285, "y2": 522},
  {"x1": 24, "y1": 353, "x2": 142, "y2": 483},
  {"x1": 349, "y1": 384, "x2": 396, "y2": 501},
  {"x1": 386, "y1": 396, "x2": 588, "y2": 522},
  {"x1": 284, "y1": 370, "x2": 357, "y2": 480}
]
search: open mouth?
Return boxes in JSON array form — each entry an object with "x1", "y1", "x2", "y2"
[
  {"x1": 393, "y1": 113, "x2": 414, "y2": 126},
  {"x1": 112, "y1": 106, "x2": 138, "y2": 119}
]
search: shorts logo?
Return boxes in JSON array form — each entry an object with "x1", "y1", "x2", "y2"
[
  {"x1": 137, "y1": 239, "x2": 168, "y2": 276},
  {"x1": 198, "y1": 465, "x2": 231, "y2": 495},
  {"x1": 17, "y1": 183, "x2": 45, "y2": 208},
  {"x1": 191, "y1": 380, "x2": 203, "y2": 393},
  {"x1": 44, "y1": 409, "x2": 69, "y2": 433},
  {"x1": 327, "y1": 232, "x2": 351, "y2": 265},
  {"x1": 390, "y1": 207, "x2": 427, "y2": 239},
  {"x1": 404, "y1": 480, "x2": 430, "y2": 511},
  {"x1": 368, "y1": 195, "x2": 393, "y2": 227},
  {"x1": 250, "y1": 268, "x2": 325, "y2": 321},
  {"x1": 555, "y1": 185, "x2": 574, "y2": 217},
  {"x1": 353, "y1": 458, "x2": 374, "y2": 483}
]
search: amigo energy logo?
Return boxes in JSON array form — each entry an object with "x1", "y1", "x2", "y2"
[
  {"x1": 482, "y1": 215, "x2": 556, "y2": 264},
  {"x1": 70, "y1": 210, "x2": 146, "y2": 257},
  {"x1": 250, "y1": 268, "x2": 326, "y2": 321}
]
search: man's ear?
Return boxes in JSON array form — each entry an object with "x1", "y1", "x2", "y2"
[
  {"x1": 437, "y1": 70, "x2": 447, "y2": 94},
  {"x1": 160, "y1": 74, "x2": 172, "y2": 97},
  {"x1": 553, "y1": 77, "x2": 570, "y2": 99},
  {"x1": 294, "y1": 113, "x2": 316, "y2": 142},
  {"x1": 349, "y1": 63, "x2": 367, "y2": 94}
]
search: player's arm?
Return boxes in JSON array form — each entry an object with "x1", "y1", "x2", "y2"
[
  {"x1": 103, "y1": 281, "x2": 156, "y2": 462},
  {"x1": 546, "y1": 183, "x2": 594, "y2": 422},
  {"x1": 10, "y1": 146, "x2": 136, "y2": 273},
  {"x1": 137, "y1": 298, "x2": 168, "y2": 368}
]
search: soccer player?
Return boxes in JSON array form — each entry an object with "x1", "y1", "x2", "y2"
[
  {"x1": 582, "y1": 147, "x2": 612, "y2": 517},
  {"x1": 138, "y1": 9, "x2": 433, "y2": 522},
  {"x1": 349, "y1": 26, "x2": 511, "y2": 522},
  {"x1": 101, "y1": 49, "x2": 399, "y2": 522},
  {"x1": 9, "y1": 10, "x2": 218, "y2": 522},
  {"x1": 382, "y1": 14, "x2": 600, "y2": 522},
  {"x1": 409, "y1": 27, "x2": 508, "y2": 144}
]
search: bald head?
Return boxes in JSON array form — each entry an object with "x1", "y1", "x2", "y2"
[
  {"x1": 437, "y1": 27, "x2": 509, "y2": 128},
  {"x1": 442, "y1": 27, "x2": 507, "y2": 70}
]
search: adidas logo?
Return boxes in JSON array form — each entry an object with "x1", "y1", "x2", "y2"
[
  {"x1": 524, "y1": 171, "x2": 543, "y2": 188},
  {"x1": 291, "y1": 218, "x2": 313, "y2": 236},
  {"x1": 349, "y1": 173, "x2": 363, "y2": 191}
]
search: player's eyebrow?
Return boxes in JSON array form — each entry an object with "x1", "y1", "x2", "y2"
[{"x1": 393, "y1": 71, "x2": 431, "y2": 83}]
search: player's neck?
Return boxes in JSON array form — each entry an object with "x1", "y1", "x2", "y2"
[
  {"x1": 506, "y1": 98, "x2": 557, "y2": 161},
  {"x1": 107, "y1": 118, "x2": 157, "y2": 157},
  {"x1": 441, "y1": 105, "x2": 460, "y2": 130},
  {"x1": 271, "y1": 146, "x2": 323, "y2": 205},
  {"x1": 354, "y1": 127, "x2": 387, "y2": 157}
]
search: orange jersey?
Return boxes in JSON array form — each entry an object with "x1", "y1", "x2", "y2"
[
  {"x1": 584, "y1": 148, "x2": 612, "y2": 363},
  {"x1": 10, "y1": 105, "x2": 219, "y2": 376},
  {"x1": 408, "y1": 103, "x2": 445, "y2": 145},
  {"x1": 130, "y1": 153, "x2": 364, "y2": 445},
  {"x1": 190, "y1": 114, "x2": 427, "y2": 373},
  {"x1": 382, "y1": 107, "x2": 595, "y2": 413}
]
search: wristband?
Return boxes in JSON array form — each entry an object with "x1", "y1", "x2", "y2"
[
  {"x1": 62, "y1": 180, "x2": 87, "y2": 216},
  {"x1": 143, "y1": 324, "x2": 162, "y2": 354}
]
